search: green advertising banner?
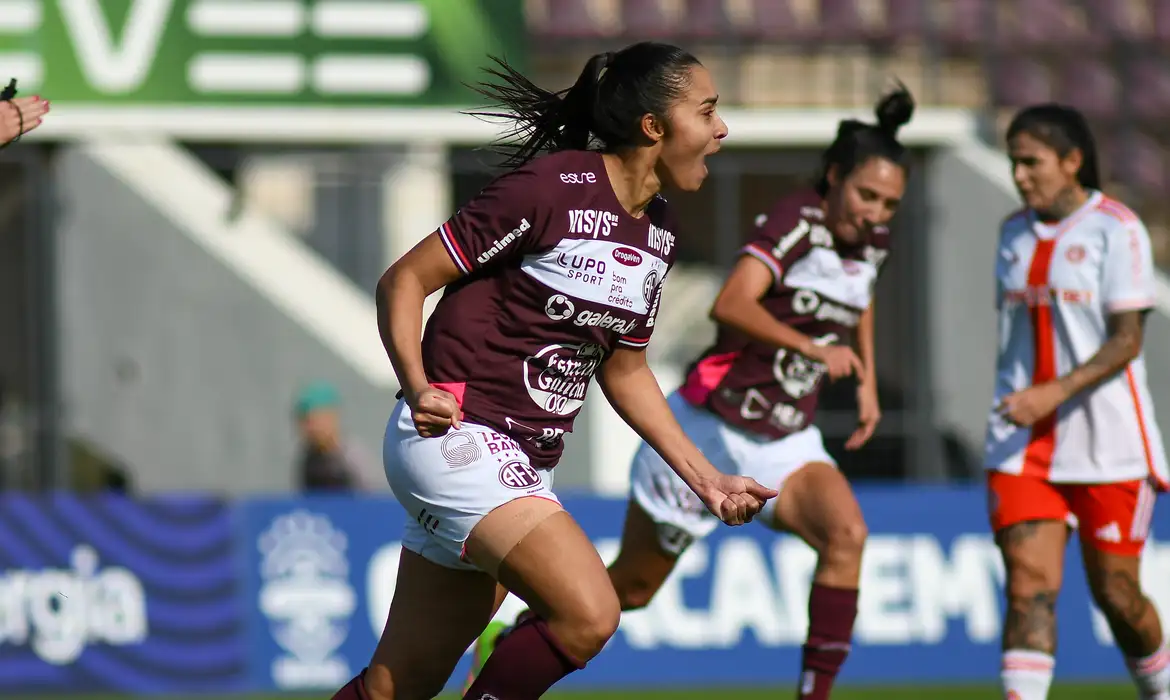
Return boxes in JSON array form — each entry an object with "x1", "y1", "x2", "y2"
[{"x1": 0, "y1": 0, "x2": 527, "y2": 106}]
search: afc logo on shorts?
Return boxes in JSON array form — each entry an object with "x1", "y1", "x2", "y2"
[{"x1": 499, "y1": 461, "x2": 542, "y2": 490}]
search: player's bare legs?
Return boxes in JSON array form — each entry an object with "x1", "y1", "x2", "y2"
[
  {"x1": 462, "y1": 497, "x2": 620, "y2": 699},
  {"x1": 768, "y1": 461, "x2": 866, "y2": 700},
  {"x1": 607, "y1": 499, "x2": 684, "y2": 611},
  {"x1": 995, "y1": 520, "x2": 1068, "y2": 700},
  {"x1": 335, "y1": 551, "x2": 504, "y2": 700},
  {"x1": 1082, "y1": 545, "x2": 1170, "y2": 699}
]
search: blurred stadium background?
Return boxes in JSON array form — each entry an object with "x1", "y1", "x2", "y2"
[{"x1": 1, "y1": 0, "x2": 1169, "y2": 697}]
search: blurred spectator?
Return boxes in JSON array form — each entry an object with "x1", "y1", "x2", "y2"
[{"x1": 294, "y1": 381, "x2": 381, "y2": 492}]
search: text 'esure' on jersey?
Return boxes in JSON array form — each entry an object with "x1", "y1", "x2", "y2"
[
  {"x1": 424, "y1": 150, "x2": 678, "y2": 468},
  {"x1": 678, "y1": 190, "x2": 891, "y2": 440}
]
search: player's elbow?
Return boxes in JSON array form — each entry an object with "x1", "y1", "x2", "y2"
[{"x1": 709, "y1": 291, "x2": 746, "y2": 327}]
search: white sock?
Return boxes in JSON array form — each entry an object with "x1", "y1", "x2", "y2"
[
  {"x1": 1002, "y1": 649, "x2": 1054, "y2": 700},
  {"x1": 1127, "y1": 645, "x2": 1170, "y2": 700}
]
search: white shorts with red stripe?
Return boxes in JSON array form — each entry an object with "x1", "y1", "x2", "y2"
[{"x1": 383, "y1": 400, "x2": 560, "y2": 571}]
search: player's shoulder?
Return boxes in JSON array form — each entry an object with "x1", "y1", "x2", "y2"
[
  {"x1": 998, "y1": 207, "x2": 1030, "y2": 245},
  {"x1": 1088, "y1": 193, "x2": 1145, "y2": 233},
  {"x1": 753, "y1": 189, "x2": 825, "y2": 252}
]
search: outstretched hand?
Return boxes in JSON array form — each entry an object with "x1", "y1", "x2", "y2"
[{"x1": 693, "y1": 473, "x2": 778, "y2": 526}]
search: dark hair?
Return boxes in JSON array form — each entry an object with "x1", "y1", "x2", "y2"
[
  {"x1": 467, "y1": 42, "x2": 702, "y2": 169},
  {"x1": 1005, "y1": 104, "x2": 1101, "y2": 190},
  {"x1": 815, "y1": 82, "x2": 916, "y2": 197}
]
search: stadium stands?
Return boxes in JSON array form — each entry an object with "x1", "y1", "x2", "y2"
[{"x1": 525, "y1": 0, "x2": 1170, "y2": 266}]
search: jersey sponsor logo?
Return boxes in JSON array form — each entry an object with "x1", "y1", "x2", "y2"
[
  {"x1": 440, "y1": 431, "x2": 481, "y2": 468},
  {"x1": 545, "y1": 294, "x2": 575, "y2": 321},
  {"x1": 504, "y1": 416, "x2": 566, "y2": 450},
  {"x1": 774, "y1": 219, "x2": 810, "y2": 258},
  {"x1": 574, "y1": 308, "x2": 638, "y2": 335},
  {"x1": 647, "y1": 224, "x2": 675, "y2": 257},
  {"x1": 772, "y1": 333, "x2": 838, "y2": 401},
  {"x1": 612, "y1": 247, "x2": 644, "y2": 266},
  {"x1": 568, "y1": 209, "x2": 620, "y2": 239},
  {"x1": 523, "y1": 342, "x2": 605, "y2": 416},
  {"x1": 645, "y1": 270, "x2": 666, "y2": 328},
  {"x1": 477, "y1": 218, "x2": 531, "y2": 265},
  {"x1": 499, "y1": 460, "x2": 542, "y2": 490},
  {"x1": 559, "y1": 171, "x2": 597, "y2": 184},
  {"x1": 810, "y1": 224, "x2": 834, "y2": 247},
  {"x1": 556, "y1": 253, "x2": 607, "y2": 285},
  {"x1": 864, "y1": 245, "x2": 889, "y2": 268},
  {"x1": 734, "y1": 386, "x2": 808, "y2": 431},
  {"x1": 1003, "y1": 286, "x2": 1094, "y2": 306}
]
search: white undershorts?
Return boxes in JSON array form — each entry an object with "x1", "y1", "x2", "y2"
[
  {"x1": 630, "y1": 390, "x2": 836, "y2": 555},
  {"x1": 383, "y1": 399, "x2": 560, "y2": 571}
]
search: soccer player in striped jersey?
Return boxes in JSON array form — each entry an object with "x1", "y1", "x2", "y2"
[{"x1": 988, "y1": 104, "x2": 1169, "y2": 700}]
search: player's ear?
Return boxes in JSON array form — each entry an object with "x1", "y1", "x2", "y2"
[
  {"x1": 640, "y1": 112, "x2": 665, "y2": 144},
  {"x1": 826, "y1": 164, "x2": 841, "y2": 188},
  {"x1": 1062, "y1": 147, "x2": 1084, "y2": 183}
]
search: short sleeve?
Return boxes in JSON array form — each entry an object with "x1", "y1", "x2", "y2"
[
  {"x1": 436, "y1": 167, "x2": 546, "y2": 275},
  {"x1": 1101, "y1": 221, "x2": 1156, "y2": 313},
  {"x1": 740, "y1": 203, "x2": 814, "y2": 284}
]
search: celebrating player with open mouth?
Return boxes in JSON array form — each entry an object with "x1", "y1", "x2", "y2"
[
  {"x1": 469, "y1": 83, "x2": 916, "y2": 700},
  {"x1": 329, "y1": 41, "x2": 777, "y2": 700},
  {"x1": 987, "y1": 104, "x2": 1169, "y2": 700}
]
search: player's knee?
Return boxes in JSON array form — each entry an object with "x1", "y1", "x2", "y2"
[
  {"x1": 822, "y1": 517, "x2": 868, "y2": 565},
  {"x1": 1086, "y1": 567, "x2": 1146, "y2": 623},
  {"x1": 1004, "y1": 555, "x2": 1061, "y2": 596},
  {"x1": 554, "y1": 588, "x2": 621, "y2": 661}
]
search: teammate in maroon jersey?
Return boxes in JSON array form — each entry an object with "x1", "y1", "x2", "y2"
[
  {"x1": 329, "y1": 42, "x2": 778, "y2": 700},
  {"x1": 468, "y1": 84, "x2": 915, "y2": 699}
]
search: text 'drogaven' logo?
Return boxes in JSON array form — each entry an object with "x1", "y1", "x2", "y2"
[
  {"x1": 612, "y1": 247, "x2": 643, "y2": 266},
  {"x1": 499, "y1": 461, "x2": 542, "y2": 490},
  {"x1": 258, "y1": 510, "x2": 356, "y2": 689},
  {"x1": 477, "y1": 219, "x2": 531, "y2": 265}
]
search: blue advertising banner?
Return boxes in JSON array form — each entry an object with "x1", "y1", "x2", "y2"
[
  {"x1": 237, "y1": 488, "x2": 1170, "y2": 692},
  {"x1": 0, "y1": 495, "x2": 246, "y2": 693}
]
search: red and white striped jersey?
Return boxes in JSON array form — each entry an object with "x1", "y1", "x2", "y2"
[{"x1": 984, "y1": 191, "x2": 1169, "y2": 489}]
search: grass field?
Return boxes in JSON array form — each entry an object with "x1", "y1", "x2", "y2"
[{"x1": 9, "y1": 686, "x2": 1133, "y2": 700}]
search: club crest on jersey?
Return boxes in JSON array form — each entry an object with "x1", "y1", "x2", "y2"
[
  {"x1": 642, "y1": 268, "x2": 661, "y2": 305},
  {"x1": 1065, "y1": 244, "x2": 1086, "y2": 263},
  {"x1": 545, "y1": 294, "x2": 575, "y2": 321},
  {"x1": 499, "y1": 461, "x2": 542, "y2": 490}
]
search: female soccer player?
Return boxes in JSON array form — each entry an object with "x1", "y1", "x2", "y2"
[
  {"x1": 468, "y1": 84, "x2": 916, "y2": 700},
  {"x1": 987, "y1": 105, "x2": 1169, "y2": 700},
  {"x1": 329, "y1": 42, "x2": 777, "y2": 700}
]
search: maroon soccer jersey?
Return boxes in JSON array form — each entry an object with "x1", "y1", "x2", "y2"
[
  {"x1": 423, "y1": 150, "x2": 677, "y2": 467},
  {"x1": 677, "y1": 190, "x2": 891, "y2": 440}
]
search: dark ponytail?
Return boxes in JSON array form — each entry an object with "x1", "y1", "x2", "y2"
[
  {"x1": 815, "y1": 81, "x2": 916, "y2": 197},
  {"x1": 468, "y1": 42, "x2": 702, "y2": 170},
  {"x1": 1005, "y1": 104, "x2": 1101, "y2": 190}
]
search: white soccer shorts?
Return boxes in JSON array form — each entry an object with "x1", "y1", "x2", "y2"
[
  {"x1": 383, "y1": 399, "x2": 560, "y2": 571},
  {"x1": 630, "y1": 390, "x2": 836, "y2": 555}
]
